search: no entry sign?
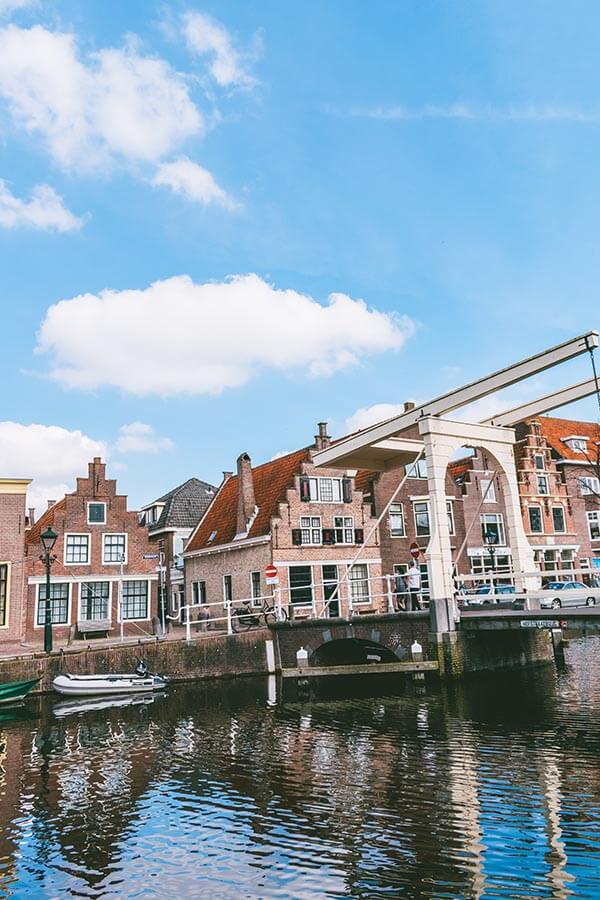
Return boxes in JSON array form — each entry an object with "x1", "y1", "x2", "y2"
[
  {"x1": 265, "y1": 564, "x2": 279, "y2": 585},
  {"x1": 409, "y1": 542, "x2": 421, "y2": 560}
]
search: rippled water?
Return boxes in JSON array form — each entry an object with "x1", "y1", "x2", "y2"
[{"x1": 1, "y1": 637, "x2": 600, "y2": 899}]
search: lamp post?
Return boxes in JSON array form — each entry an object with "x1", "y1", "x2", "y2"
[
  {"x1": 40, "y1": 526, "x2": 58, "y2": 654},
  {"x1": 484, "y1": 526, "x2": 498, "y2": 593}
]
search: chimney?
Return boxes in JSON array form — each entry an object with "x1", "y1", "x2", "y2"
[
  {"x1": 47, "y1": 499, "x2": 56, "y2": 510},
  {"x1": 28, "y1": 507, "x2": 36, "y2": 526},
  {"x1": 314, "y1": 422, "x2": 331, "y2": 451},
  {"x1": 236, "y1": 453, "x2": 256, "y2": 535},
  {"x1": 403, "y1": 401, "x2": 415, "y2": 412}
]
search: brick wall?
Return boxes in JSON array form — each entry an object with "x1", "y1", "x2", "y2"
[{"x1": 0, "y1": 486, "x2": 28, "y2": 643}]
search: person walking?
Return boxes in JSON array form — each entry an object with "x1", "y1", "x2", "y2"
[
  {"x1": 394, "y1": 572, "x2": 407, "y2": 611},
  {"x1": 406, "y1": 563, "x2": 421, "y2": 611}
]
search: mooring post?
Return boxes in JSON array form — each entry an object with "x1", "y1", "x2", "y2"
[{"x1": 551, "y1": 627, "x2": 565, "y2": 667}]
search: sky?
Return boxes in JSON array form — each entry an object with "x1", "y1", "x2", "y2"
[{"x1": 1, "y1": 0, "x2": 599, "y2": 513}]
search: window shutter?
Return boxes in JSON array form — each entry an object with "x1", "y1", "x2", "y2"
[
  {"x1": 322, "y1": 528, "x2": 336, "y2": 545},
  {"x1": 299, "y1": 477, "x2": 311, "y2": 502},
  {"x1": 292, "y1": 528, "x2": 303, "y2": 545},
  {"x1": 354, "y1": 528, "x2": 364, "y2": 545},
  {"x1": 342, "y1": 477, "x2": 352, "y2": 503}
]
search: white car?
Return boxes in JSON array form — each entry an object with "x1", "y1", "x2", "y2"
[{"x1": 537, "y1": 581, "x2": 600, "y2": 610}]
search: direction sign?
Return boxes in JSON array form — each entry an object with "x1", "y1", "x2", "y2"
[
  {"x1": 265, "y1": 564, "x2": 278, "y2": 585},
  {"x1": 143, "y1": 554, "x2": 159, "y2": 560},
  {"x1": 409, "y1": 542, "x2": 421, "y2": 560}
]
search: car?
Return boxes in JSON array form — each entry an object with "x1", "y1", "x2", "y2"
[
  {"x1": 464, "y1": 585, "x2": 516, "y2": 607},
  {"x1": 537, "y1": 581, "x2": 600, "y2": 610}
]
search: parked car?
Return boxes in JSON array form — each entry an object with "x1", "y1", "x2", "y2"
[
  {"x1": 537, "y1": 581, "x2": 599, "y2": 610},
  {"x1": 464, "y1": 585, "x2": 516, "y2": 607}
]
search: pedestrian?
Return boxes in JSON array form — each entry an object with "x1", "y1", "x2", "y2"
[
  {"x1": 394, "y1": 572, "x2": 407, "y2": 611},
  {"x1": 406, "y1": 563, "x2": 421, "y2": 610}
]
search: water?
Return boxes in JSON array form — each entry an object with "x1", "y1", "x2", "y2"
[{"x1": 1, "y1": 637, "x2": 600, "y2": 899}]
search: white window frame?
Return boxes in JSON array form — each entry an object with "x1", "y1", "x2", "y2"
[
  {"x1": 64, "y1": 533, "x2": 91, "y2": 566},
  {"x1": 534, "y1": 454, "x2": 545, "y2": 471},
  {"x1": 481, "y1": 513, "x2": 506, "y2": 546},
  {"x1": 119, "y1": 579, "x2": 150, "y2": 622},
  {"x1": 567, "y1": 438, "x2": 588, "y2": 453},
  {"x1": 250, "y1": 571, "x2": 262, "y2": 606},
  {"x1": 35, "y1": 582, "x2": 71, "y2": 627},
  {"x1": 536, "y1": 475, "x2": 549, "y2": 496},
  {"x1": 333, "y1": 515, "x2": 354, "y2": 545},
  {"x1": 528, "y1": 505, "x2": 544, "y2": 534},
  {"x1": 447, "y1": 501, "x2": 455, "y2": 536},
  {"x1": 388, "y1": 502, "x2": 406, "y2": 538},
  {"x1": 588, "y1": 511, "x2": 600, "y2": 541},
  {"x1": 307, "y1": 477, "x2": 343, "y2": 503},
  {"x1": 78, "y1": 581, "x2": 112, "y2": 623},
  {"x1": 0, "y1": 562, "x2": 10, "y2": 630},
  {"x1": 87, "y1": 501, "x2": 107, "y2": 525},
  {"x1": 413, "y1": 501, "x2": 430, "y2": 537},
  {"x1": 191, "y1": 580, "x2": 206, "y2": 605},
  {"x1": 551, "y1": 505, "x2": 566, "y2": 534},
  {"x1": 102, "y1": 532, "x2": 128, "y2": 565},
  {"x1": 300, "y1": 515, "x2": 322, "y2": 545},
  {"x1": 579, "y1": 476, "x2": 600, "y2": 496},
  {"x1": 480, "y1": 479, "x2": 496, "y2": 503},
  {"x1": 348, "y1": 563, "x2": 371, "y2": 605},
  {"x1": 406, "y1": 458, "x2": 427, "y2": 479}
]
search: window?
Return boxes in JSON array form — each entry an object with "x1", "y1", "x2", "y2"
[
  {"x1": 80, "y1": 582, "x2": 110, "y2": 621},
  {"x1": 121, "y1": 580, "x2": 148, "y2": 620},
  {"x1": 481, "y1": 513, "x2": 505, "y2": 546},
  {"x1": 37, "y1": 583, "x2": 69, "y2": 625},
  {"x1": 566, "y1": 437, "x2": 588, "y2": 453},
  {"x1": 419, "y1": 563, "x2": 431, "y2": 601},
  {"x1": 300, "y1": 516, "x2": 322, "y2": 545},
  {"x1": 534, "y1": 454, "x2": 545, "y2": 471},
  {"x1": 560, "y1": 549, "x2": 575, "y2": 570},
  {"x1": 447, "y1": 501, "x2": 455, "y2": 536},
  {"x1": 581, "y1": 558, "x2": 590, "y2": 569},
  {"x1": 389, "y1": 503, "x2": 406, "y2": 537},
  {"x1": 334, "y1": 516, "x2": 354, "y2": 544},
  {"x1": 207, "y1": 530, "x2": 218, "y2": 544},
  {"x1": 0, "y1": 564, "x2": 7, "y2": 627},
  {"x1": 579, "y1": 477, "x2": 600, "y2": 496},
  {"x1": 481, "y1": 479, "x2": 496, "y2": 503},
  {"x1": 289, "y1": 566, "x2": 313, "y2": 605},
  {"x1": 251, "y1": 571, "x2": 261, "y2": 606},
  {"x1": 192, "y1": 581, "x2": 206, "y2": 605},
  {"x1": 406, "y1": 458, "x2": 427, "y2": 479},
  {"x1": 537, "y1": 475, "x2": 549, "y2": 495},
  {"x1": 348, "y1": 563, "x2": 370, "y2": 605},
  {"x1": 65, "y1": 534, "x2": 89, "y2": 565},
  {"x1": 87, "y1": 502, "x2": 106, "y2": 524},
  {"x1": 528, "y1": 507, "x2": 543, "y2": 534},
  {"x1": 173, "y1": 536, "x2": 184, "y2": 569},
  {"x1": 588, "y1": 511, "x2": 600, "y2": 541},
  {"x1": 413, "y1": 501, "x2": 430, "y2": 537},
  {"x1": 223, "y1": 575, "x2": 233, "y2": 608},
  {"x1": 103, "y1": 533, "x2": 127, "y2": 564},
  {"x1": 552, "y1": 506, "x2": 566, "y2": 534},
  {"x1": 304, "y1": 477, "x2": 349, "y2": 503},
  {"x1": 470, "y1": 554, "x2": 512, "y2": 582}
]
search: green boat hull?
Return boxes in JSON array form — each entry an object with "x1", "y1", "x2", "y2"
[{"x1": 0, "y1": 677, "x2": 40, "y2": 704}]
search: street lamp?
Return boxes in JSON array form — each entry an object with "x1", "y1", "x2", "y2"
[
  {"x1": 484, "y1": 526, "x2": 498, "y2": 592},
  {"x1": 40, "y1": 526, "x2": 58, "y2": 653}
]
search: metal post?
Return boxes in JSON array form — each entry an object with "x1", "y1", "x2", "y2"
[
  {"x1": 226, "y1": 598, "x2": 232, "y2": 635},
  {"x1": 119, "y1": 553, "x2": 124, "y2": 642},
  {"x1": 185, "y1": 604, "x2": 191, "y2": 642},
  {"x1": 43, "y1": 551, "x2": 52, "y2": 654},
  {"x1": 275, "y1": 586, "x2": 283, "y2": 622},
  {"x1": 385, "y1": 574, "x2": 395, "y2": 614},
  {"x1": 159, "y1": 548, "x2": 166, "y2": 636}
]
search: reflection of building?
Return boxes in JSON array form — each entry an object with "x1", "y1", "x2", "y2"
[
  {"x1": 184, "y1": 424, "x2": 383, "y2": 617},
  {"x1": 25, "y1": 458, "x2": 159, "y2": 642},
  {"x1": 0, "y1": 478, "x2": 31, "y2": 646},
  {"x1": 140, "y1": 478, "x2": 216, "y2": 619}
]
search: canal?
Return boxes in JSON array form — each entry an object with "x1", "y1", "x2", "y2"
[{"x1": 1, "y1": 636, "x2": 599, "y2": 898}]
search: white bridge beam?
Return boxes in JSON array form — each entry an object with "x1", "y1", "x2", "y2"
[{"x1": 480, "y1": 377, "x2": 599, "y2": 427}]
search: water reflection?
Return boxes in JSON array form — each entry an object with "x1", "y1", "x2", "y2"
[{"x1": 0, "y1": 638, "x2": 599, "y2": 898}]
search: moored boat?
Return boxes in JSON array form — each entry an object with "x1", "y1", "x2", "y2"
[
  {"x1": 0, "y1": 677, "x2": 40, "y2": 705},
  {"x1": 53, "y1": 672, "x2": 168, "y2": 697}
]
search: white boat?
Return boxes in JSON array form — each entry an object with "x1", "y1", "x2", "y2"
[{"x1": 53, "y1": 672, "x2": 168, "y2": 697}]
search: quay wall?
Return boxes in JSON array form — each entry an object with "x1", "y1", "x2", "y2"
[
  {"x1": 437, "y1": 628, "x2": 554, "y2": 678},
  {"x1": 0, "y1": 629, "x2": 272, "y2": 693}
]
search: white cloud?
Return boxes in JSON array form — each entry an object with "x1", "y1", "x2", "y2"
[
  {"x1": 345, "y1": 402, "x2": 409, "y2": 433},
  {"x1": 0, "y1": 0, "x2": 34, "y2": 16},
  {"x1": 182, "y1": 11, "x2": 257, "y2": 89},
  {"x1": 0, "y1": 421, "x2": 108, "y2": 516},
  {"x1": 348, "y1": 103, "x2": 600, "y2": 123},
  {"x1": 0, "y1": 179, "x2": 83, "y2": 231},
  {"x1": 152, "y1": 156, "x2": 236, "y2": 209},
  {"x1": 115, "y1": 422, "x2": 175, "y2": 454},
  {"x1": 36, "y1": 274, "x2": 414, "y2": 397},
  {"x1": 0, "y1": 25, "x2": 203, "y2": 172}
]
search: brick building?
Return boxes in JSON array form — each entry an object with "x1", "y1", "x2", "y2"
[
  {"x1": 184, "y1": 424, "x2": 384, "y2": 619},
  {"x1": 25, "y1": 458, "x2": 159, "y2": 643},
  {"x1": 0, "y1": 478, "x2": 31, "y2": 646},
  {"x1": 140, "y1": 477, "x2": 216, "y2": 618}
]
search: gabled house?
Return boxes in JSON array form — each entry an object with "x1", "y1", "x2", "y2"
[
  {"x1": 25, "y1": 458, "x2": 159, "y2": 643},
  {"x1": 0, "y1": 478, "x2": 31, "y2": 646},
  {"x1": 184, "y1": 424, "x2": 384, "y2": 619},
  {"x1": 140, "y1": 477, "x2": 216, "y2": 619}
]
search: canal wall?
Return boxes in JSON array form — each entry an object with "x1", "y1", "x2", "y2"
[
  {"x1": 0, "y1": 629, "x2": 272, "y2": 693},
  {"x1": 436, "y1": 629, "x2": 554, "y2": 678}
]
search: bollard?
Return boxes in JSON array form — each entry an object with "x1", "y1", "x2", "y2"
[
  {"x1": 551, "y1": 628, "x2": 566, "y2": 667},
  {"x1": 296, "y1": 646, "x2": 309, "y2": 669}
]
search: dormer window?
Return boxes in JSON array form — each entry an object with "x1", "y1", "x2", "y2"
[
  {"x1": 563, "y1": 435, "x2": 588, "y2": 454},
  {"x1": 207, "y1": 530, "x2": 218, "y2": 544}
]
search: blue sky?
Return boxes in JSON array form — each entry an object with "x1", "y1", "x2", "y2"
[{"x1": 1, "y1": 0, "x2": 599, "y2": 512}]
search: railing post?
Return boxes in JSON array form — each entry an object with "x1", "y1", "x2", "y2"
[
  {"x1": 227, "y1": 599, "x2": 233, "y2": 635},
  {"x1": 347, "y1": 581, "x2": 354, "y2": 619},
  {"x1": 185, "y1": 605, "x2": 191, "y2": 643},
  {"x1": 386, "y1": 574, "x2": 395, "y2": 614},
  {"x1": 275, "y1": 587, "x2": 283, "y2": 622}
]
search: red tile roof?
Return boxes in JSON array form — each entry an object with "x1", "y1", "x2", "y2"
[
  {"x1": 532, "y1": 416, "x2": 600, "y2": 462},
  {"x1": 26, "y1": 499, "x2": 66, "y2": 545},
  {"x1": 186, "y1": 447, "x2": 311, "y2": 552},
  {"x1": 354, "y1": 469, "x2": 375, "y2": 493}
]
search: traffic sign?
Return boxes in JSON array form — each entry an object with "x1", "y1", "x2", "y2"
[
  {"x1": 265, "y1": 564, "x2": 278, "y2": 585},
  {"x1": 409, "y1": 542, "x2": 421, "y2": 560}
]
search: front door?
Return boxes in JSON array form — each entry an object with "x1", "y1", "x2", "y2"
[{"x1": 323, "y1": 565, "x2": 339, "y2": 617}]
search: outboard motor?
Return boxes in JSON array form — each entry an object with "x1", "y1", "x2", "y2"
[{"x1": 134, "y1": 659, "x2": 149, "y2": 678}]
